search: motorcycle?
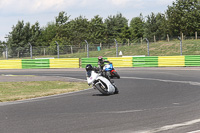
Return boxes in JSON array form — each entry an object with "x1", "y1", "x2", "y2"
[
  {"x1": 103, "y1": 63, "x2": 120, "y2": 79},
  {"x1": 86, "y1": 67, "x2": 118, "y2": 95}
]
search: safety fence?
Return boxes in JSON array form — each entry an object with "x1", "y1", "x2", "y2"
[{"x1": 1, "y1": 55, "x2": 200, "y2": 69}]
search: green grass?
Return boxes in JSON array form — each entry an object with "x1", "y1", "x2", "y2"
[{"x1": 0, "y1": 81, "x2": 89, "y2": 102}]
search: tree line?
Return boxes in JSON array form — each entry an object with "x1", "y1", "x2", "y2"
[{"x1": 1, "y1": 0, "x2": 200, "y2": 57}]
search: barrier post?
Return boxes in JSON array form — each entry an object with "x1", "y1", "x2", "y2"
[
  {"x1": 178, "y1": 36, "x2": 182, "y2": 56},
  {"x1": 85, "y1": 40, "x2": 89, "y2": 58},
  {"x1": 55, "y1": 41, "x2": 59, "y2": 58},
  {"x1": 29, "y1": 43, "x2": 32, "y2": 59},
  {"x1": 2, "y1": 44, "x2": 8, "y2": 59},
  {"x1": 144, "y1": 38, "x2": 150, "y2": 56},
  {"x1": 114, "y1": 39, "x2": 118, "y2": 57}
]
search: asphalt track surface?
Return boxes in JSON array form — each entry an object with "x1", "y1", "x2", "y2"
[{"x1": 0, "y1": 68, "x2": 200, "y2": 133}]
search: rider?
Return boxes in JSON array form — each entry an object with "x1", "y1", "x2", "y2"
[
  {"x1": 97, "y1": 56, "x2": 111, "y2": 71},
  {"x1": 97, "y1": 56, "x2": 119, "y2": 94},
  {"x1": 97, "y1": 56, "x2": 112, "y2": 80}
]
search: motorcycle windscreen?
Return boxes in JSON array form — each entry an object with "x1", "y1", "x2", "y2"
[{"x1": 86, "y1": 70, "x2": 92, "y2": 77}]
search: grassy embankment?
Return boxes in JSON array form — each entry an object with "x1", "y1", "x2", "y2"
[{"x1": 59, "y1": 39, "x2": 200, "y2": 58}]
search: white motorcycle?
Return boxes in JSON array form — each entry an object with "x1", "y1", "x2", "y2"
[{"x1": 86, "y1": 64, "x2": 118, "y2": 95}]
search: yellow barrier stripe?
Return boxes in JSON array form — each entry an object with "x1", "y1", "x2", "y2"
[
  {"x1": 158, "y1": 56, "x2": 185, "y2": 67},
  {"x1": 107, "y1": 57, "x2": 132, "y2": 67},
  {"x1": 0, "y1": 60, "x2": 22, "y2": 69},
  {"x1": 50, "y1": 58, "x2": 79, "y2": 68}
]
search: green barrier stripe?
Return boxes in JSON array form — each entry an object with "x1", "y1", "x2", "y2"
[
  {"x1": 185, "y1": 55, "x2": 200, "y2": 66},
  {"x1": 22, "y1": 59, "x2": 50, "y2": 69},
  {"x1": 81, "y1": 57, "x2": 107, "y2": 68},
  {"x1": 133, "y1": 57, "x2": 158, "y2": 67}
]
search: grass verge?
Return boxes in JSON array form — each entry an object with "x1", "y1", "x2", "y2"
[{"x1": 0, "y1": 81, "x2": 89, "y2": 102}]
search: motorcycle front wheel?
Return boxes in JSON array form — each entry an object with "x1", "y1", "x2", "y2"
[{"x1": 95, "y1": 83, "x2": 109, "y2": 95}]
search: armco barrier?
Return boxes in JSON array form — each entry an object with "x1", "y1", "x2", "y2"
[
  {"x1": 158, "y1": 56, "x2": 185, "y2": 67},
  {"x1": 133, "y1": 56, "x2": 158, "y2": 67},
  {"x1": 2, "y1": 55, "x2": 200, "y2": 69},
  {"x1": 0, "y1": 60, "x2": 22, "y2": 69},
  {"x1": 185, "y1": 55, "x2": 200, "y2": 67},
  {"x1": 50, "y1": 58, "x2": 79, "y2": 68},
  {"x1": 22, "y1": 59, "x2": 49, "y2": 69},
  {"x1": 0, "y1": 58, "x2": 79, "y2": 69}
]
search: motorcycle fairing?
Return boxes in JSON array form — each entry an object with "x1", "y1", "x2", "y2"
[
  {"x1": 104, "y1": 64, "x2": 113, "y2": 71},
  {"x1": 97, "y1": 76, "x2": 115, "y2": 94},
  {"x1": 87, "y1": 71, "x2": 98, "y2": 85}
]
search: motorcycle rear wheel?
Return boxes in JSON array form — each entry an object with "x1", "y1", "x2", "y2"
[{"x1": 113, "y1": 71, "x2": 120, "y2": 79}]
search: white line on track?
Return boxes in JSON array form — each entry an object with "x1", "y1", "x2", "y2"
[
  {"x1": 121, "y1": 77, "x2": 200, "y2": 86},
  {"x1": 187, "y1": 130, "x2": 200, "y2": 133},
  {"x1": 136, "y1": 119, "x2": 200, "y2": 133}
]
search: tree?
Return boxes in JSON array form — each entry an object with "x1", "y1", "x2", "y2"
[
  {"x1": 130, "y1": 14, "x2": 144, "y2": 41},
  {"x1": 67, "y1": 16, "x2": 90, "y2": 46},
  {"x1": 166, "y1": 0, "x2": 200, "y2": 36},
  {"x1": 55, "y1": 11, "x2": 70, "y2": 26},
  {"x1": 120, "y1": 25, "x2": 131, "y2": 44},
  {"x1": 40, "y1": 22, "x2": 57, "y2": 46},
  {"x1": 30, "y1": 22, "x2": 41, "y2": 46},
  {"x1": 7, "y1": 20, "x2": 43, "y2": 57},
  {"x1": 89, "y1": 15, "x2": 105, "y2": 44},
  {"x1": 7, "y1": 20, "x2": 31, "y2": 57},
  {"x1": 144, "y1": 13, "x2": 167, "y2": 41},
  {"x1": 55, "y1": 11, "x2": 70, "y2": 36},
  {"x1": 104, "y1": 13, "x2": 128, "y2": 43}
]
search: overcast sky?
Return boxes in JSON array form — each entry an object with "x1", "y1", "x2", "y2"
[{"x1": 0, "y1": 0, "x2": 175, "y2": 41}]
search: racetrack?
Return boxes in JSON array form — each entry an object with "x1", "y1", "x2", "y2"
[{"x1": 0, "y1": 68, "x2": 200, "y2": 133}]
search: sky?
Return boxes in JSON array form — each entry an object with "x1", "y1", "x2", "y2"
[{"x1": 0, "y1": 0, "x2": 175, "y2": 41}]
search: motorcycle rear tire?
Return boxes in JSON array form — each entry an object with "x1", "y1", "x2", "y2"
[
  {"x1": 95, "y1": 84, "x2": 109, "y2": 95},
  {"x1": 113, "y1": 71, "x2": 120, "y2": 79}
]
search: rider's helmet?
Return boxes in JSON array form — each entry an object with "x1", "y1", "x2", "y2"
[
  {"x1": 98, "y1": 56, "x2": 103, "y2": 62},
  {"x1": 85, "y1": 64, "x2": 93, "y2": 71}
]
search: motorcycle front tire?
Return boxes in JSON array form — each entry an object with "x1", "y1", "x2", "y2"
[{"x1": 95, "y1": 83, "x2": 109, "y2": 95}]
